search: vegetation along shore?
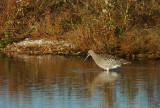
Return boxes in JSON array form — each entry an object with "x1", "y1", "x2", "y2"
[{"x1": 0, "y1": 0, "x2": 160, "y2": 59}]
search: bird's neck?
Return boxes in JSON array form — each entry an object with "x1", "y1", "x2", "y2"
[{"x1": 91, "y1": 52, "x2": 99, "y2": 62}]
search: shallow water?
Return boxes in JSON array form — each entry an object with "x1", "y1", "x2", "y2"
[{"x1": 0, "y1": 53, "x2": 160, "y2": 108}]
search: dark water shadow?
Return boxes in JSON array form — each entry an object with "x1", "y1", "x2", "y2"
[
  {"x1": 72, "y1": 69, "x2": 102, "y2": 73},
  {"x1": 121, "y1": 66, "x2": 160, "y2": 70}
]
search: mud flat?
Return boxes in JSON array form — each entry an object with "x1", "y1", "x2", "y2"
[{"x1": 0, "y1": 38, "x2": 76, "y2": 55}]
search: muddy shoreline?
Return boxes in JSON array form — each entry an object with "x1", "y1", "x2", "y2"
[
  {"x1": 0, "y1": 38, "x2": 82, "y2": 56},
  {"x1": 0, "y1": 38, "x2": 160, "y2": 59}
]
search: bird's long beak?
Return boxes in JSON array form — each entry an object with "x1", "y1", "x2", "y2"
[{"x1": 84, "y1": 55, "x2": 90, "y2": 61}]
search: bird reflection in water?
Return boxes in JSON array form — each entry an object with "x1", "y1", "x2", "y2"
[
  {"x1": 89, "y1": 71, "x2": 119, "y2": 108},
  {"x1": 91, "y1": 71, "x2": 119, "y2": 90}
]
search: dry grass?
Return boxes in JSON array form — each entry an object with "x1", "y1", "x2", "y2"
[
  {"x1": 0, "y1": 0, "x2": 160, "y2": 57},
  {"x1": 119, "y1": 27, "x2": 160, "y2": 55}
]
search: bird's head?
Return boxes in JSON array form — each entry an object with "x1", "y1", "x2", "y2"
[{"x1": 84, "y1": 50, "x2": 94, "y2": 61}]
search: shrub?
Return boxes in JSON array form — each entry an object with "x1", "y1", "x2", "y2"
[{"x1": 119, "y1": 27, "x2": 160, "y2": 55}]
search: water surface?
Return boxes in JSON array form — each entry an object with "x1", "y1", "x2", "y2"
[{"x1": 0, "y1": 53, "x2": 160, "y2": 108}]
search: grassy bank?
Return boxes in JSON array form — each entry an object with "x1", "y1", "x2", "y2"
[{"x1": 0, "y1": 0, "x2": 160, "y2": 58}]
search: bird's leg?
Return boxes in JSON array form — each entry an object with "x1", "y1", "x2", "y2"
[{"x1": 105, "y1": 68, "x2": 109, "y2": 73}]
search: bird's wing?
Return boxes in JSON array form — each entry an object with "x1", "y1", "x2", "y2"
[
  {"x1": 101, "y1": 54, "x2": 129, "y2": 64},
  {"x1": 102, "y1": 54, "x2": 120, "y2": 60}
]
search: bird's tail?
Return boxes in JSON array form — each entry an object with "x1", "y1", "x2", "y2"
[
  {"x1": 120, "y1": 59, "x2": 131, "y2": 64},
  {"x1": 123, "y1": 60, "x2": 131, "y2": 64}
]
